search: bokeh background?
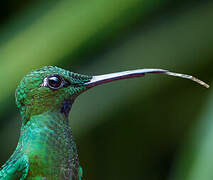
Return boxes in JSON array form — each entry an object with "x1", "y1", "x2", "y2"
[{"x1": 0, "y1": 0, "x2": 212, "y2": 179}]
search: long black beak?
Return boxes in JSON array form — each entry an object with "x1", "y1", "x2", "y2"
[{"x1": 84, "y1": 69, "x2": 209, "y2": 88}]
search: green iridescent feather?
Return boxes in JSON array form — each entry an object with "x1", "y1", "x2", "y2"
[{"x1": 0, "y1": 66, "x2": 91, "y2": 179}]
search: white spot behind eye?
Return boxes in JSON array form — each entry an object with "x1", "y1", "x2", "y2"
[{"x1": 40, "y1": 77, "x2": 48, "y2": 87}]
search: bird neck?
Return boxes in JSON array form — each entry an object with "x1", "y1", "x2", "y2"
[{"x1": 18, "y1": 111, "x2": 80, "y2": 174}]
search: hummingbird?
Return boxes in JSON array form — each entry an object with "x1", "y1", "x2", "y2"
[{"x1": 0, "y1": 66, "x2": 209, "y2": 179}]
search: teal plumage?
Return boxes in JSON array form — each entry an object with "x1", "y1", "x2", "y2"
[
  {"x1": 0, "y1": 66, "x2": 208, "y2": 179},
  {"x1": 1, "y1": 66, "x2": 90, "y2": 179}
]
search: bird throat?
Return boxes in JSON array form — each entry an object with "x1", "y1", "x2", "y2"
[
  {"x1": 60, "y1": 99, "x2": 74, "y2": 118},
  {"x1": 19, "y1": 110, "x2": 80, "y2": 178}
]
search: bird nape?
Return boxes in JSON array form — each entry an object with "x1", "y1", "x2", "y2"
[{"x1": 0, "y1": 66, "x2": 209, "y2": 180}]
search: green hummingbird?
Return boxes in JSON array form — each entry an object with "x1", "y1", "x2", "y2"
[{"x1": 0, "y1": 66, "x2": 209, "y2": 179}]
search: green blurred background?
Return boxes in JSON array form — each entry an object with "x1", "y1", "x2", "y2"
[{"x1": 0, "y1": 0, "x2": 212, "y2": 179}]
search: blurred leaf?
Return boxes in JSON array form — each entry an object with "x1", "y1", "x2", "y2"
[{"x1": 170, "y1": 85, "x2": 213, "y2": 180}]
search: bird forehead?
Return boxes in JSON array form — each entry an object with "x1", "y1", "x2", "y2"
[
  {"x1": 15, "y1": 67, "x2": 65, "y2": 96},
  {"x1": 15, "y1": 66, "x2": 92, "y2": 97},
  {"x1": 20, "y1": 66, "x2": 71, "y2": 87},
  {"x1": 27, "y1": 66, "x2": 70, "y2": 79}
]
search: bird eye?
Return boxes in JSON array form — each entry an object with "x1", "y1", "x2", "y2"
[{"x1": 47, "y1": 75, "x2": 63, "y2": 89}]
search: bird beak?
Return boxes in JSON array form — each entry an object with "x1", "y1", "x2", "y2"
[{"x1": 84, "y1": 68, "x2": 209, "y2": 88}]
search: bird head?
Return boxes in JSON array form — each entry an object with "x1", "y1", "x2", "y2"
[
  {"x1": 15, "y1": 66, "x2": 209, "y2": 123},
  {"x1": 15, "y1": 66, "x2": 92, "y2": 122}
]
